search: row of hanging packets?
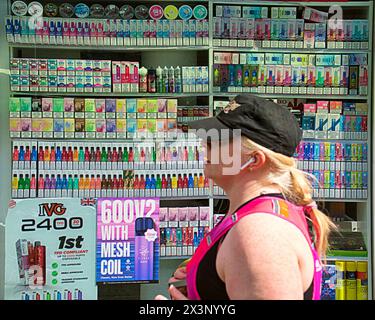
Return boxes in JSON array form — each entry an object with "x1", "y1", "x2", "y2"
[{"x1": 5, "y1": 17, "x2": 209, "y2": 46}]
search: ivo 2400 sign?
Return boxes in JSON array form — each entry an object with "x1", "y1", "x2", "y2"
[{"x1": 21, "y1": 202, "x2": 83, "y2": 232}]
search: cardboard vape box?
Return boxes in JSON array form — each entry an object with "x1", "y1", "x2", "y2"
[
  {"x1": 167, "y1": 99, "x2": 178, "y2": 113},
  {"x1": 317, "y1": 101, "x2": 329, "y2": 113},
  {"x1": 106, "y1": 119, "x2": 116, "y2": 138},
  {"x1": 19, "y1": 98, "x2": 32, "y2": 118},
  {"x1": 355, "y1": 103, "x2": 368, "y2": 115},
  {"x1": 31, "y1": 118, "x2": 42, "y2": 138},
  {"x1": 10, "y1": 75, "x2": 20, "y2": 91},
  {"x1": 199, "y1": 207, "x2": 210, "y2": 227},
  {"x1": 95, "y1": 98, "x2": 105, "y2": 118},
  {"x1": 41, "y1": 98, "x2": 53, "y2": 118},
  {"x1": 189, "y1": 207, "x2": 199, "y2": 227},
  {"x1": 304, "y1": 103, "x2": 317, "y2": 114},
  {"x1": 95, "y1": 119, "x2": 106, "y2": 138},
  {"x1": 9, "y1": 118, "x2": 21, "y2": 137},
  {"x1": 85, "y1": 119, "x2": 96, "y2": 137},
  {"x1": 74, "y1": 98, "x2": 85, "y2": 118},
  {"x1": 126, "y1": 118, "x2": 137, "y2": 136},
  {"x1": 301, "y1": 115, "x2": 315, "y2": 139},
  {"x1": 93, "y1": 60, "x2": 102, "y2": 77},
  {"x1": 303, "y1": 7, "x2": 328, "y2": 23},
  {"x1": 329, "y1": 101, "x2": 343, "y2": 114},
  {"x1": 327, "y1": 114, "x2": 341, "y2": 139},
  {"x1": 105, "y1": 99, "x2": 116, "y2": 118},
  {"x1": 349, "y1": 66, "x2": 359, "y2": 95},
  {"x1": 9, "y1": 97, "x2": 21, "y2": 118},
  {"x1": 168, "y1": 208, "x2": 179, "y2": 228},
  {"x1": 84, "y1": 98, "x2": 95, "y2": 118},
  {"x1": 314, "y1": 114, "x2": 328, "y2": 139},
  {"x1": 62, "y1": 98, "x2": 73, "y2": 119},
  {"x1": 64, "y1": 118, "x2": 75, "y2": 137},
  {"x1": 42, "y1": 118, "x2": 54, "y2": 138},
  {"x1": 74, "y1": 118, "x2": 85, "y2": 138},
  {"x1": 54, "y1": 119, "x2": 64, "y2": 138},
  {"x1": 159, "y1": 207, "x2": 168, "y2": 228},
  {"x1": 48, "y1": 75, "x2": 57, "y2": 92},
  {"x1": 214, "y1": 52, "x2": 233, "y2": 64},
  {"x1": 178, "y1": 207, "x2": 189, "y2": 228},
  {"x1": 116, "y1": 119, "x2": 127, "y2": 139},
  {"x1": 242, "y1": 6, "x2": 268, "y2": 19}
]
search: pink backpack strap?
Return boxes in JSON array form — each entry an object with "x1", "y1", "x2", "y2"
[{"x1": 186, "y1": 196, "x2": 322, "y2": 300}]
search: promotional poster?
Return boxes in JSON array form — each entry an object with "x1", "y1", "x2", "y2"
[
  {"x1": 5, "y1": 198, "x2": 98, "y2": 300},
  {"x1": 96, "y1": 198, "x2": 159, "y2": 283}
]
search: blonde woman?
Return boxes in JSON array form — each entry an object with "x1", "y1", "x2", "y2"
[{"x1": 156, "y1": 94, "x2": 335, "y2": 300}]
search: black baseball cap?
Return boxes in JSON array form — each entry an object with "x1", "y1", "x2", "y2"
[{"x1": 189, "y1": 94, "x2": 302, "y2": 157}]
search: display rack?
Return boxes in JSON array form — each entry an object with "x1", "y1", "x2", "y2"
[{"x1": 4, "y1": 0, "x2": 373, "y2": 300}]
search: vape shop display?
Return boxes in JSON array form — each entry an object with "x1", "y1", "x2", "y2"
[
  {"x1": 12, "y1": 140, "x2": 205, "y2": 171},
  {"x1": 159, "y1": 206, "x2": 211, "y2": 257},
  {"x1": 300, "y1": 100, "x2": 368, "y2": 141},
  {"x1": 9, "y1": 96, "x2": 184, "y2": 139},
  {"x1": 10, "y1": 58, "x2": 209, "y2": 94},
  {"x1": 9, "y1": 1, "x2": 208, "y2": 20},
  {"x1": 7, "y1": 2, "x2": 209, "y2": 46},
  {"x1": 212, "y1": 4, "x2": 369, "y2": 50},
  {"x1": 213, "y1": 52, "x2": 368, "y2": 96},
  {"x1": 11, "y1": 140, "x2": 208, "y2": 199},
  {"x1": 322, "y1": 260, "x2": 368, "y2": 300},
  {"x1": 3, "y1": 0, "x2": 373, "y2": 301},
  {"x1": 177, "y1": 105, "x2": 210, "y2": 133}
]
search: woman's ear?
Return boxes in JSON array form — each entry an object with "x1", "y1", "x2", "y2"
[
  {"x1": 249, "y1": 151, "x2": 266, "y2": 170},
  {"x1": 240, "y1": 157, "x2": 255, "y2": 170}
]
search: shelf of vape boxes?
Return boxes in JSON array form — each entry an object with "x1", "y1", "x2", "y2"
[
  {"x1": 212, "y1": 92, "x2": 368, "y2": 101},
  {"x1": 302, "y1": 130, "x2": 368, "y2": 143},
  {"x1": 302, "y1": 138, "x2": 369, "y2": 144},
  {"x1": 325, "y1": 256, "x2": 368, "y2": 262},
  {"x1": 11, "y1": 170, "x2": 210, "y2": 200},
  {"x1": 178, "y1": 117, "x2": 207, "y2": 123},
  {"x1": 160, "y1": 245, "x2": 198, "y2": 258},
  {"x1": 210, "y1": 1, "x2": 372, "y2": 7},
  {"x1": 302, "y1": 134, "x2": 368, "y2": 142},
  {"x1": 296, "y1": 161, "x2": 368, "y2": 173},
  {"x1": 295, "y1": 142, "x2": 368, "y2": 170},
  {"x1": 5, "y1": 15, "x2": 210, "y2": 47},
  {"x1": 311, "y1": 189, "x2": 368, "y2": 201},
  {"x1": 34, "y1": 160, "x2": 205, "y2": 172},
  {"x1": 212, "y1": 43, "x2": 370, "y2": 52},
  {"x1": 212, "y1": 189, "x2": 368, "y2": 202},
  {"x1": 9, "y1": 92, "x2": 211, "y2": 98},
  {"x1": 9, "y1": 44, "x2": 211, "y2": 52},
  {"x1": 159, "y1": 206, "x2": 210, "y2": 257},
  {"x1": 12, "y1": 140, "x2": 205, "y2": 171},
  {"x1": 212, "y1": 194, "x2": 368, "y2": 203},
  {"x1": 160, "y1": 247, "x2": 197, "y2": 258},
  {"x1": 160, "y1": 256, "x2": 191, "y2": 260},
  {"x1": 32, "y1": 160, "x2": 205, "y2": 172},
  {"x1": 9, "y1": 128, "x2": 202, "y2": 141}
]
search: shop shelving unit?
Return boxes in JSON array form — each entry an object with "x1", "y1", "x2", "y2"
[
  {"x1": 208, "y1": 0, "x2": 373, "y2": 300},
  {"x1": 4, "y1": 0, "x2": 373, "y2": 300}
]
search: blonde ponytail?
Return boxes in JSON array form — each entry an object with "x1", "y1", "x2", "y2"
[{"x1": 242, "y1": 138, "x2": 336, "y2": 259}]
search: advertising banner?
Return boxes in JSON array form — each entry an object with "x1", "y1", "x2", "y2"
[
  {"x1": 4, "y1": 198, "x2": 98, "y2": 300},
  {"x1": 96, "y1": 198, "x2": 159, "y2": 283}
]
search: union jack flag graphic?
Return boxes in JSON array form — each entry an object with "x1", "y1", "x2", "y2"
[{"x1": 80, "y1": 198, "x2": 97, "y2": 207}]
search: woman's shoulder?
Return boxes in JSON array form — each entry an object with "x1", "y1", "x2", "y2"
[
  {"x1": 227, "y1": 213, "x2": 296, "y2": 245},
  {"x1": 219, "y1": 212, "x2": 308, "y2": 261},
  {"x1": 216, "y1": 213, "x2": 302, "y2": 285}
]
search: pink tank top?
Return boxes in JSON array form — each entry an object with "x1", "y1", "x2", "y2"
[{"x1": 186, "y1": 196, "x2": 322, "y2": 300}]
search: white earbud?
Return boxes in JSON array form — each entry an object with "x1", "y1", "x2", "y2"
[{"x1": 240, "y1": 157, "x2": 255, "y2": 170}]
